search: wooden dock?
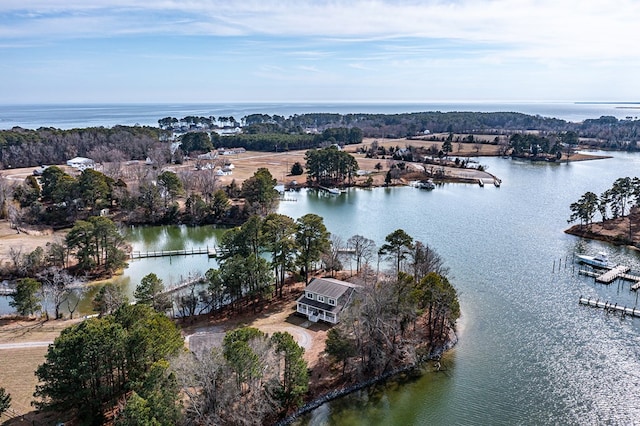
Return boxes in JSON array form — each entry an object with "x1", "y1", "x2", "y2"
[
  {"x1": 157, "y1": 275, "x2": 204, "y2": 297},
  {"x1": 594, "y1": 265, "x2": 630, "y2": 283},
  {"x1": 579, "y1": 296, "x2": 640, "y2": 318},
  {"x1": 579, "y1": 264, "x2": 640, "y2": 290},
  {"x1": 130, "y1": 247, "x2": 217, "y2": 259}
]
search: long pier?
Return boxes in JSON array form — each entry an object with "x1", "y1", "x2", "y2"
[
  {"x1": 130, "y1": 247, "x2": 217, "y2": 259},
  {"x1": 158, "y1": 276, "x2": 204, "y2": 297},
  {"x1": 579, "y1": 296, "x2": 640, "y2": 318}
]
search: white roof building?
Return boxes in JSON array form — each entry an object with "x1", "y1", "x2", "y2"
[{"x1": 66, "y1": 157, "x2": 95, "y2": 171}]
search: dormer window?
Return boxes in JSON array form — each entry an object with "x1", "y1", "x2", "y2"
[
  {"x1": 328, "y1": 298, "x2": 336, "y2": 306},
  {"x1": 306, "y1": 291, "x2": 314, "y2": 300},
  {"x1": 317, "y1": 295, "x2": 325, "y2": 303}
]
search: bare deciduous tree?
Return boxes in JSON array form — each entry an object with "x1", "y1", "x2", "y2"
[
  {"x1": 347, "y1": 234, "x2": 376, "y2": 274},
  {"x1": 39, "y1": 266, "x2": 77, "y2": 319},
  {"x1": 409, "y1": 241, "x2": 449, "y2": 282},
  {"x1": 322, "y1": 234, "x2": 345, "y2": 277}
]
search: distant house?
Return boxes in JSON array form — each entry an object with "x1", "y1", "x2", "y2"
[
  {"x1": 66, "y1": 157, "x2": 95, "y2": 171},
  {"x1": 213, "y1": 128, "x2": 243, "y2": 137},
  {"x1": 296, "y1": 278, "x2": 360, "y2": 324},
  {"x1": 217, "y1": 147, "x2": 246, "y2": 156},
  {"x1": 197, "y1": 151, "x2": 218, "y2": 160}
]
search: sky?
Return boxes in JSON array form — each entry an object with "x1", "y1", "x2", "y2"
[{"x1": 1, "y1": 0, "x2": 640, "y2": 104}]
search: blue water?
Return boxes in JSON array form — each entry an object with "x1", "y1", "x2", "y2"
[
  {"x1": 0, "y1": 102, "x2": 638, "y2": 130},
  {"x1": 275, "y1": 154, "x2": 640, "y2": 425},
  {"x1": 3, "y1": 152, "x2": 640, "y2": 424}
]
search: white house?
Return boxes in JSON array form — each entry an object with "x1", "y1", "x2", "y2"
[
  {"x1": 197, "y1": 151, "x2": 218, "y2": 160},
  {"x1": 296, "y1": 278, "x2": 360, "y2": 324},
  {"x1": 66, "y1": 157, "x2": 95, "y2": 171},
  {"x1": 217, "y1": 147, "x2": 246, "y2": 155}
]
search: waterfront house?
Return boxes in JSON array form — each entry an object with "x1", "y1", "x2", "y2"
[{"x1": 296, "y1": 278, "x2": 359, "y2": 324}]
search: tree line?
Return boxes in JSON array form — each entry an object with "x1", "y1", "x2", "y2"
[
  {"x1": 3, "y1": 162, "x2": 273, "y2": 231},
  {"x1": 508, "y1": 132, "x2": 577, "y2": 159},
  {"x1": 4, "y1": 111, "x2": 640, "y2": 174},
  {"x1": 0, "y1": 126, "x2": 160, "y2": 169},
  {"x1": 568, "y1": 176, "x2": 640, "y2": 242}
]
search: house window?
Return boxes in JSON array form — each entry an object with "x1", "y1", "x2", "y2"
[
  {"x1": 317, "y1": 295, "x2": 325, "y2": 303},
  {"x1": 306, "y1": 292, "x2": 314, "y2": 300},
  {"x1": 328, "y1": 298, "x2": 336, "y2": 306}
]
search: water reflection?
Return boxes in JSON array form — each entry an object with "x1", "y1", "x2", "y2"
[
  {"x1": 3, "y1": 153, "x2": 640, "y2": 423},
  {"x1": 279, "y1": 153, "x2": 640, "y2": 425}
]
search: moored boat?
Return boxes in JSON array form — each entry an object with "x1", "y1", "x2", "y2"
[
  {"x1": 576, "y1": 251, "x2": 614, "y2": 269},
  {"x1": 415, "y1": 179, "x2": 435, "y2": 190}
]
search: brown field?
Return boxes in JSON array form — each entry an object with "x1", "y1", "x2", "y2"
[
  {"x1": 0, "y1": 318, "x2": 83, "y2": 423},
  {"x1": 0, "y1": 221, "x2": 68, "y2": 272}
]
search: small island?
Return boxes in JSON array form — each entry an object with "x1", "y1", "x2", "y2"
[{"x1": 565, "y1": 176, "x2": 640, "y2": 246}]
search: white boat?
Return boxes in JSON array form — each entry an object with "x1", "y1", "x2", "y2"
[
  {"x1": 576, "y1": 251, "x2": 614, "y2": 269},
  {"x1": 414, "y1": 180, "x2": 435, "y2": 190},
  {"x1": 326, "y1": 187, "x2": 341, "y2": 195}
]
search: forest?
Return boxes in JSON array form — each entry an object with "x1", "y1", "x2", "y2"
[{"x1": 3, "y1": 110, "x2": 640, "y2": 171}]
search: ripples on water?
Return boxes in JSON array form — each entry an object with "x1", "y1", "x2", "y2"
[
  {"x1": 3, "y1": 152, "x2": 640, "y2": 424},
  {"x1": 279, "y1": 153, "x2": 640, "y2": 425}
]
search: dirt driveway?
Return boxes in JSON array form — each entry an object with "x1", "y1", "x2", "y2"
[{"x1": 184, "y1": 300, "x2": 328, "y2": 367}]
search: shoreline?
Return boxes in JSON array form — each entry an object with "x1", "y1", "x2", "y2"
[
  {"x1": 565, "y1": 207, "x2": 640, "y2": 246},
  {"x1": 0, "y1": 147, "x2": 613, "y2": 272},
  {"x1": 276, "y1": 325, "x2": 457, "y2": 425}
]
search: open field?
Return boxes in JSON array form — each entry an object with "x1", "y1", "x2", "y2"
[
  {"x1": 0, "y1": 318, "x2": 83, "y2": 423},
  {"x1": 0, "y1": 221, "x2": 68, "y2": 272}
]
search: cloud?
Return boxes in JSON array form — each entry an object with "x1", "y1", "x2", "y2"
[
  {"x1": 2, "y1": 1, "x2": 639, "y2": 102},
  {"x1": 1, "y1": 0, "x2": 638, "y2": 63}
]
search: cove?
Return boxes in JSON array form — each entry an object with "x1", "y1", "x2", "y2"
[
  {"x1": 275, "y1": 153, "x2": 640, "y2": 425},
  {"x1": 4, "y1": 152, "x2": 640, "y2": 424}
]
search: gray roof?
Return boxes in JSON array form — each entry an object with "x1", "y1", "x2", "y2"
[{"x1": 304, "y1": 277, "x2": 359, "y2": 299}]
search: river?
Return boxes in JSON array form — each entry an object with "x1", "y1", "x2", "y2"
[
  {"x1": 2, "y1": 152, "x2": 640, "y2": 424},
  {"x1": 275, "y1": 153, "x2": 640, "y2": 425}
]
